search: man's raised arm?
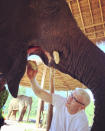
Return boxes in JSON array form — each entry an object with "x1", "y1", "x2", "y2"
[{"x1": 27, "y1": 60, "x2": 52, "y2": 104}]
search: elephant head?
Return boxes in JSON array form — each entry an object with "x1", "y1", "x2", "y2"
[{"x1": 0, "y1": 0, "x2": 105, "y2": 130}]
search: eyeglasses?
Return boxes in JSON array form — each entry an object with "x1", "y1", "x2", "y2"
[{"x1": 71, "y1": 93, "x2": 85, "y2": 106}]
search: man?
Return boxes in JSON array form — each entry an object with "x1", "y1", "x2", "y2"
[{"x1": 27, "y1": 61, "x2": 90, "y2": 131}]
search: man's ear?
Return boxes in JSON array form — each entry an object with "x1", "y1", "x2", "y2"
[{"x1": 81, "y1": 105, "x2": 85, "y2": 110}]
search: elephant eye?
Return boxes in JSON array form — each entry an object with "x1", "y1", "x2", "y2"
[{"x1": 59, "y1": 51, "x2": 63, "y2": 58}]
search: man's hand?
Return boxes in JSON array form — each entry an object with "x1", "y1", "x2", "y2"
[{"x1": 27, "y1": 60, "x2": 38, "y2": 80}]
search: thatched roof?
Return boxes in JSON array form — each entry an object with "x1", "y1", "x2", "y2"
[
  {"x1": 20, "y1": 63, "x2": 86, "y2": 91},
  {"x1": 67, "y1": 0, "x2": 105, "y2": 43}
]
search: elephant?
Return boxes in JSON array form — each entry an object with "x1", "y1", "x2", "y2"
[
  {"x1": 0, "y1": 0, "x2": 105, "y2": 130},
  {"x1": 7, "y1": 95, "x2": 32, "y2": 122}
]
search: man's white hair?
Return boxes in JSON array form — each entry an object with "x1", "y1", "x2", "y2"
[{"x1": 75, "y1": 88, "x2": 91, "y2": 107}]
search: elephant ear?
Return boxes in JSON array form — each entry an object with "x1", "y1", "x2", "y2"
[{"x1": 6, "y1": 48, "x2": 27, "y2": 98}]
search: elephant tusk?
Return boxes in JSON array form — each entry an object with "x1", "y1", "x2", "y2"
[{"x1": 53, "y1": 51, "x2": 60, "y2": 64}]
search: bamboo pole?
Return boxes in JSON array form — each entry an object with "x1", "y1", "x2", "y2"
[
  {"x1": 36, "y1": 66, "x2": 47, "y2": 128},
  {"x1": 46, "y1": 67, "x2": 55, "y2": 131}
]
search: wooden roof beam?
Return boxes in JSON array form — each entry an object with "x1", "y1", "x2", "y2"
[
  {"x1": 89, "y1": 35, "x2": 105, "y2": 40},
  {"x1": 76, "y1": 0, "x2": 86, "y2": 34},
  {"x1": 85, "y1": 29, "x2": 105, "y2": 35},
  {"x1": 87, "y1": 0, "x2": 96, "y2": 39},
  {"x1": 82, "y1": 22, "x2": 105, "y2": 29},
  {"x1": 98, "y1": 0, "x2": 105, "y2": 37}
]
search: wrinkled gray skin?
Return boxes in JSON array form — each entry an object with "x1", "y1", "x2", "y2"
[
  {"x1": 7, "y1": 95, "x2": 32, "y2": 122},
  {"x1": 0, "y1": 0, "x2": 105, "y2": 130}
]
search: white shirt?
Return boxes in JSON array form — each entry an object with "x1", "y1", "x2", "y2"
[{"x1": 49, "y1": 94, "x2": 89, "y2": 131}]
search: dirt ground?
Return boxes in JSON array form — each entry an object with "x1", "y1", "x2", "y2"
[{"x1": 0, "y1": 120, "x2": 46, "y2": 131}]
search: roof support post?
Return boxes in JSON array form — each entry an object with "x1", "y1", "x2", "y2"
[
  {"x1": 35, "y1": 65, "x2": 47, "y2": 128},
  {"x1": 46, "y1": 67, "x2": 55, "y2": 131}
]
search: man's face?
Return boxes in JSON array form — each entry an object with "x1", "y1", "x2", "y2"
[{"x1": 65, "y1": 91, "x2": 85, "y2": 114}]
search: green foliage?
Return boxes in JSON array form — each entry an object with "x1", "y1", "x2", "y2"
[
  {"x1": 0, "y1": 88, "x2": 9, "y2": 121},
  {"x1": 0, "y1": 89, "x2": 9, "y2": 109},
  {"x1": 3, "y1": 92, "x2": 13, "y2": 115},
  {"x1": 85, "y1": 101, "x2": 95, "y2": 126},
  {"x1": 18, "y1": 87, "x2": 26, "y2": 95}
]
